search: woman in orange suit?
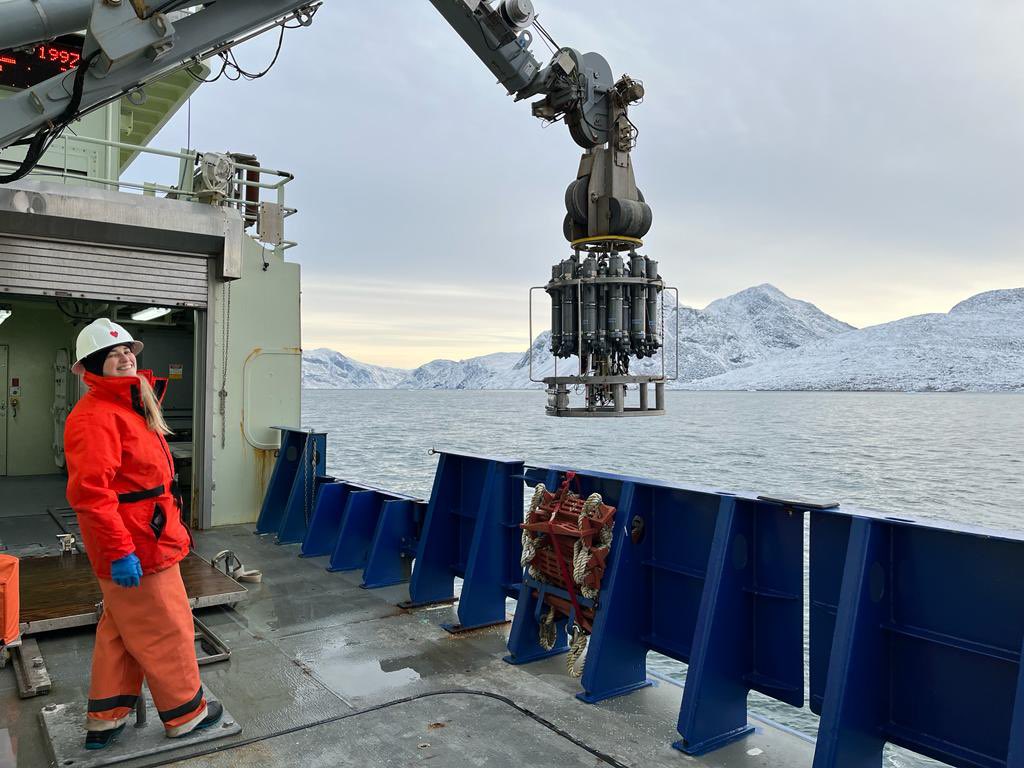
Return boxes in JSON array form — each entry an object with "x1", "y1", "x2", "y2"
[{"x1": 64, "y1": 318, "x2": 221, "y2": 750}]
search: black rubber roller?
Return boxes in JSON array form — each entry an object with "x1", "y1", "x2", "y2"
[
  {"x1": 564, "y1": 175, "x2": 590, "y2": 225},
  {"x1": 563, "y1": 213, "x2": 575, "y2": 242},
  {"x1": 608, "y1": 197, "x2": 653, "y2": 238}
]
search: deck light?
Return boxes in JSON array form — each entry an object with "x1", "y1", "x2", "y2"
[{"x1": 131, "y1": 307, "x2": 172, "y2": 322}]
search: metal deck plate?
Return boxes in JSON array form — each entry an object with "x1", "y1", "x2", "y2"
[
  {"x1": 163, "y1": 692, "x2": 650, "y2": 767},
  {"x1": 40, "y1": 696, "x2": 240, "y2": 768}
]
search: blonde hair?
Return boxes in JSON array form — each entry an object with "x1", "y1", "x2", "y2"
[{"x1": 137, "y1": 375, "x2": 173, "y2": 436}]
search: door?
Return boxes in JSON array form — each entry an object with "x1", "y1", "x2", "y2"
[{"x1": 0, "y1": 345, "x2": 7, "y2": 476}]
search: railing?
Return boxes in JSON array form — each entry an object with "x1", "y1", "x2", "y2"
[{"x1": 11, "y1": 133, "x2": 299, "y2": 255}]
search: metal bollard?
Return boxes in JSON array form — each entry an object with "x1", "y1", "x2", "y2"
[{"x1": 135, "y1": 693, "x2": 146, "y2": 727}]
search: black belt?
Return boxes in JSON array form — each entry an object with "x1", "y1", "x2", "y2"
[{"x1": 117, "y1": 485, "x2": 164, "y2": 503}]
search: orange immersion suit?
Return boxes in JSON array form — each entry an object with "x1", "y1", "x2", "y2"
[{"x1": 65, "y1": 371, "x2": 206, "y2": 732}]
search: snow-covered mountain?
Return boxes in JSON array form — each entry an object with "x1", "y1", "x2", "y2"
[
  {"x1": 302, "y1": 286, "x2": 1022, "y2": 392},
  {"x1": 303, "y1": 284, "x2": 857, "y2": 389},
  {"x1": 475, "y1": 283, "x2": 856, "y2": 388},
  {"x1": 302, "y1": 348, "x2": 407, "y2": 389},
  {"x1": 682, "y1": 288, "x2": 1024, "y2": 392},
  {"x1": 394, "y1": 352, "x2": 521, "y2": 390}
]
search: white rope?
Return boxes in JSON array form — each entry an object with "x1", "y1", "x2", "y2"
[
  {"x1": 521, "y1": 484, "x2": 545, "y2": 567},
  {"x1": 573, "y1": 493, "x2": 610, "y2": 600},
  {"x1": 529, "y1": 486, "x2": 610, "y2": 673},
  {"x1": 572, "y1": 537, "x2": 589, "y2": 585},
  {"x1": 567, "y1": 624, "x2": 588, "y2": 677},
  {"x1": 538, "y1": 605, "x2": 557, "y2": 651},
  {"x1": 522, "y1": 484, "x2": 546, "y2": 583}
]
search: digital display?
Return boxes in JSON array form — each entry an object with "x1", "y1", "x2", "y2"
[{"x1": 0, "y1": 34, "x2": 84, "y2": 90}]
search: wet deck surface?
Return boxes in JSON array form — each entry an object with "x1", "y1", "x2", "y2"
[{"x1": 3, "y1": 525, "x2": 815, "y2": 767}]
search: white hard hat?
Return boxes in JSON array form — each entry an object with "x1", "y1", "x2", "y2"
[{"x1": 72, "y1": 318, "x2": 144, "y2": 375}]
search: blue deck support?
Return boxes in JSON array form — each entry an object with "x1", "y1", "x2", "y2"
[
  {"x1": 254, "y1": 428, "x2": 327, "y2": 543},
  {"x1": 406, "y1": 450, "x2": 524, "y2": 632},
  {"x1": 362, "y1": 499, "x2": 427, "y2": 588},
  {"x1": 327, "y1": 487, "x2": 422, "y2": 576},
  {"x1": 301, "y1": 480, "x2": 424, "y2": 587},
  {"x1": 328, "y1": 489, "x2": 386, "y2": 572},
  {"x1": 300, "y1": 480, "x2": 354, "y2": 558},
  {"x1": 675, "y1": 494, "x2": 806, "y2": 755},
  {"x1": 510, "y1": 465, "x2": 806, "y2": 754},
  {"x1": 278, "y1": 473, "x2": 333, "y2": 544},
  {"x1": 809, "y1": 510, "x2": 1024, "y2": 768}
]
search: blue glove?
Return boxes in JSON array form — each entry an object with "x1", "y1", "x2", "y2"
[{"x1": 110, "y1": 553, "x2": 143, "y2": 588}]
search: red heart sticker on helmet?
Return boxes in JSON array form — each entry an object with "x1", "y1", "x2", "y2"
[{"x1": 110, "y1": 331, "x2": 119, "y2": 338}]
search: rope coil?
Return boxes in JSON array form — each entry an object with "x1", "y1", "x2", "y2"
[
  {"x1": 521, "y1": 483, "x2": 546, "y2": 581},
  {"x1": 567, "y1": 624, "x2": 588, "y2": 678},
  {"x1": 519, "y1": 478, "x2": 615, "y2": 678},
  {"x1": 539, "y1": 606, "x2": 557, "y2": 652}
]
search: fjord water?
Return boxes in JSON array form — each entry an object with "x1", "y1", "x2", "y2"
[{"x1": 303, "y1": 390, "x2": 1024, "y2": 765}]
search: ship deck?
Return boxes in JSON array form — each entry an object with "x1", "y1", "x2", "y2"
[{"x1": 3, "y1": 524, "x2": 815, "y2": 768}]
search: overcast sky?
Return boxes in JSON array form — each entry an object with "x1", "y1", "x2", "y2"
[{"x1": 131, "y1": 1, "x2": 1024, "y2": 368}]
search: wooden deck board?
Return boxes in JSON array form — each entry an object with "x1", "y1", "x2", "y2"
[{"x1": 18, "y1": 552, "x2": 246, "y2": 634}]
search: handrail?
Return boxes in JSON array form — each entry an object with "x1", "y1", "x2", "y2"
[{"x1": 0, "y1": 132, "x2": 300, "y2": 256}]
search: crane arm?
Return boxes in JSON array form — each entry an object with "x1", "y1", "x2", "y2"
[
  {"x1": 0, "y1": 0, "x2": 632, "y2": 158},
  {"x1": 425, "y1": 0, "x2": 619, "y2": 149}
]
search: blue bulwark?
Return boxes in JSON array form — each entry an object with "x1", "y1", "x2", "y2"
[
  {"x1": 509, "y1": 465, "x2": 805, "y2": 754},
  {"x1": 362, "y1": 498, "x2": 426, "y2": 588},
  {"x1": 255, "y1": 442, "x2": 1024, "y2": 768},
  {"x1": 328, "y1": 487, "x2": 422, "y2": 578},
  {"x1": 810, "y1": 510, "x2": 1024, "y2": 768},
  {"x1": 407, "y1": 450, "x2": 524, "y2": 632},
  {"x1": 254, "y1": 428, "x2": 326, "y2": 544},
  {"x1": 300, "y1": 479, "x2": 425, "y2": 588},
  {"x1": 300, "y1": 480, "x2": 355, "y2": 558}
]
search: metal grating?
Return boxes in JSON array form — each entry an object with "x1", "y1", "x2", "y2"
[{"x1": 0, "y1": 234, "x2": 209, "y2": 307}]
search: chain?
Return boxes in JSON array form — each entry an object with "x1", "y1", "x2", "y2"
[
  {"x1": 304, "y1": 437, "x2": 318, "y2": 526},
  {"x1": 218, "y1": 281, "x2": 232, "y2": 449}
]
